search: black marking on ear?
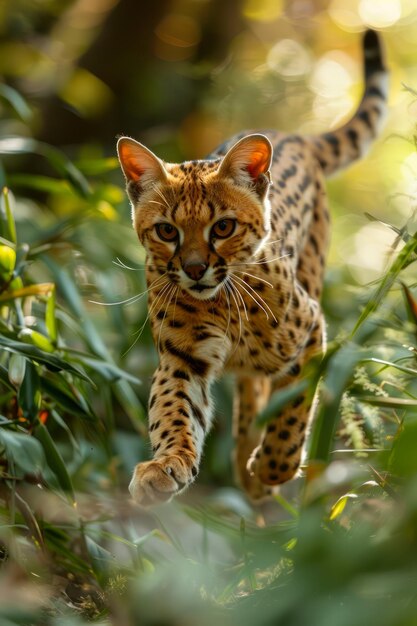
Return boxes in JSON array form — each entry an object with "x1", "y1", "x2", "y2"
[
  {"x1": 127, "y1": 180, "x2": 143, "y2": 205},
  {"x1": 254, "y1": 171, "x2": 271, "y2": 200}
]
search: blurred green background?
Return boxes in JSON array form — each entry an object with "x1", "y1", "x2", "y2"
[{"x1": 1, "y1": 1, "x2": 417, "y2": 625}]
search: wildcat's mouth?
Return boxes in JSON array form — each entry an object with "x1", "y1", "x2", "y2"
[
  {"x1": 183, "y1": 280, "x2": 222, "y2": 301},
  {"x1": 189, "y1": 282, "x2": 217, "y2": 293}
]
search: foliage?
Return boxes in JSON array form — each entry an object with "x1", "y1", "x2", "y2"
[{"x1": 1, "y1": 1, "x2": 417, "y2": 625}]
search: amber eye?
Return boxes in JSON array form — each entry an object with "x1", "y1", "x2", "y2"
[
  {"x1": 155, "y1": 223, "x2": 178, "y2": 242},
  {"x1": 211, "y1": 218, "x2": 236, "y2": 239}
]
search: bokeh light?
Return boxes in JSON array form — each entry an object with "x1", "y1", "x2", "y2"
[
  {"x1": 267, "y1": 39, "x2": 311, "y2": 78},
  {"x1": 154, "y1": 13, "x2": 201, "y2": 61},
  {"x1": 358, "y1": 0, "x2": 402, "y2": 28},
  {"x1": 243, "y1": 0, "x2": 284, "y2": 22}
]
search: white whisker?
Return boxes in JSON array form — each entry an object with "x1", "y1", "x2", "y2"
[
  {"x1": 157, "y1": 284, "x2": 178, "y2": 353},
  {"x1": 113, "y1": 257, "x2": 145, "y2": 271},
  {"x1": 229, "y1": 253, "x2": 290, "y2": 267},
  {"x1": 226, "y1": 279, "x2": 243, "y2": 355},
  {"x1": 222, "y1": 282, "x2": 232, "y2": 341},
  {"x1": 232, "y1": 280, "x2": 249, "y2": 321},
  {"x1": 133, "y1": 280, "x2": 172, "y2": 336},
  {"x1": 89, "y1": 273, "x2": 168, "y2": 307},
  {"x1": 233, "y1": 270, "x2": 274, "y2": 288},
  {"x1": 231, "y1": 274, "x2": 278, "y2": 323},
  {"x1": 123, "y1": 280, "x2": 172, "y2": 356}
]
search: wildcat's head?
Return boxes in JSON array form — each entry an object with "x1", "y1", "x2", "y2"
[{"x1": 117, "y1": 134, "x2": 272, "y2": 301}]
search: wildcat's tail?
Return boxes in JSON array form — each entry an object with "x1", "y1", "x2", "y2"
[{"x1": 310, "y1": 29, "x2": 388, "y2": 176}]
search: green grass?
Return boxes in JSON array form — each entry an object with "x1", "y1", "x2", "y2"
[{"x1": 1, "y1": 84, "x2": 417, "y2": 626}]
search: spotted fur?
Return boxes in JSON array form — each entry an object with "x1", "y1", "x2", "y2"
[{"x1": 117, "y1": 30, "x2": 387, "y2": 505}]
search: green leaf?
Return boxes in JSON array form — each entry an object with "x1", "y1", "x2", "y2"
[
  {"x1": 51, "y1": 409, "x2": 80, "y2": 451},
  {"x1": 0, "y1": 84, "x2": 32, "y2": 122},
  {"x1": 45, "y1": 286, "x2": 57, "y2": 344},
  {"x1": 18, "y1": 328, "x2": 55, "y2": 353},
  {"x1": 0, "y1": 137, "x2": 91, "y2": 198},
  {"x1": 0, "y1": 243, "x2": 16, "y2": 281},
  {"x1": 113, "y1": 379, "x2": 147, "y2": 435},
  {"x1": 85, "y1": 536, "x2": 114, "y2": 579},
  {"x1": 359, "y1": 396, "x2": 417, "y2": 408},
  {"x1": 18, "y1": 361, "x2": 41, "y2": 420},
  {"x1": 80, "y1": 356, "x2": 141, "y2": 385},
  {"x1": 40, "y1": 376, "x2": 95, "y2": 420},
  {"x1": 0, "y1": 187, "x2": 17, "y2": 244},
  {"x1": 43, "y1": 259, "x2": 110, "y2": 360},
  {"x1": 8, "y1": 353, "x2": 26, "y2": 387},
  {"x1": 362, "y1": 357, "x2": 417, "y2": 377},
  {"x1": 43, "y1": 525, "x2": 93, "y2": 575},
  {"x1": 7, "y1": 173, "x2": 72, "y2": 195},
  {"x1": 0, "y1": 282, "x2": 55, "y2": 304},
  {"x1": 75, "y1": 156, "x2": 120, "y2": 175},
  {"x1": 389, "y1": 416, "x2": 417, "y2": 477},
  {"x1": 0, "y1": 335, "x2": 92, "y2": 383},
  {"x1": 401, "y1": 281, "x2": 417, "y2": 326},
  {"x1": 0, "y1": 427, "x2": 45, "y2": 475},
  {"x1": 329, "y1": 493, "x2": 358, "y2": 521},
  {"x1": 36, "y1": 421, "x2": 75, "y2": 500},
  {"x1": 0, "y1": 363, "x2": 14, "y2": 390}
]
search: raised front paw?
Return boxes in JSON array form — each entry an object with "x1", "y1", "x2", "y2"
[{"x1": 129, "y1": 454, "x2": 197, "y2": 507}]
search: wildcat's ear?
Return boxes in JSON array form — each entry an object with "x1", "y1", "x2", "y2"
[
  {"x1": 217, "y1": 134, "x2": 272, "y2": 193},
  {"x1": 117, "y1": 137, "x2": 168, "y2": 187}
]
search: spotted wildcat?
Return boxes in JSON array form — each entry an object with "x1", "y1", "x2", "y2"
[{"x1": 117, "y1": 30, "x2": 387, "y2": 505}]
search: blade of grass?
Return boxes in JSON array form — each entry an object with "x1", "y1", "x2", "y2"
[
  {"x1": 308, "y1": 322, "x2": 377, "y2": 466},
  {"x1": 0, "y1": 84, "x2": 32, "y2": 122},
  {"x1": 352, "y1": 231, "x2": 417, "y2": 337}
]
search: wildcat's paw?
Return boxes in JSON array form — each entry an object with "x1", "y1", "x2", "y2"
[
  {"x1": 247, "y1": 445, "x2": 300, "y2": 486},
  {"x1": 239, "y1": 468, "x2": 280, "y2": 503},
  {"x1": 129, "y1": 454, "x2": 197, "y2": 507}
]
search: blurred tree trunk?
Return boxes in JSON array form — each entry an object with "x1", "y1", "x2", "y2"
[{"x1": 39, "y1": 0, "x2": 245, "y2": 150}]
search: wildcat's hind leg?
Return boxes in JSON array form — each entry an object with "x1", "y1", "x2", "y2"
[
  {"x1": 247, "y1": 312, "x2": 324, "y2": 490},
  {"x1": 233, "y1": 375, "x2": 278, "y2": 500}
]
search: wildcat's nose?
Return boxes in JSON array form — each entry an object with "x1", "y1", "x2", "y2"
[{"x1": 183, "y1": 261, "x2": 208, "y2": 281}]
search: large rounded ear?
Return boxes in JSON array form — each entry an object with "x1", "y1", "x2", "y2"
[
  {"x1": 117, "y1": 137, "x2": 168, "y2": 188},
  {"x1": 217, "y1": 134, "x2": 272, "y2": 196}
]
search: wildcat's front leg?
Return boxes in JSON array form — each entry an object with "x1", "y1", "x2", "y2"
[{"x1": 129, "y1": 333, "x2": 227, "y2": 506}]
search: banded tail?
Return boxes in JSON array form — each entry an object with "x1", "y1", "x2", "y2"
[{"x1": 311, "y1": 29, "x2": 388, "y2": 176}]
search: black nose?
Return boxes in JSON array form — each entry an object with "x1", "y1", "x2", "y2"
[{"x1": 183, "y1": 262, "x2": 208, "y2": 281}]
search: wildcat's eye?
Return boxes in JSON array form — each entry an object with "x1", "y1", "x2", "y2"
[
  {"x1": 211, "y1": 219, "x2": 236, "y2": 239},
  {"x1": 155, "y1": 223, "x2": 178, "y2": 242}
]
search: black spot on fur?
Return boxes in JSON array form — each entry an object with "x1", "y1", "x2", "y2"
[
  {"x1": 165, "y1": 339, "x2": 209, "y2": 376},
  {"x1": 173, "y1": 369, "x2": 190, "y2": 381}
]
